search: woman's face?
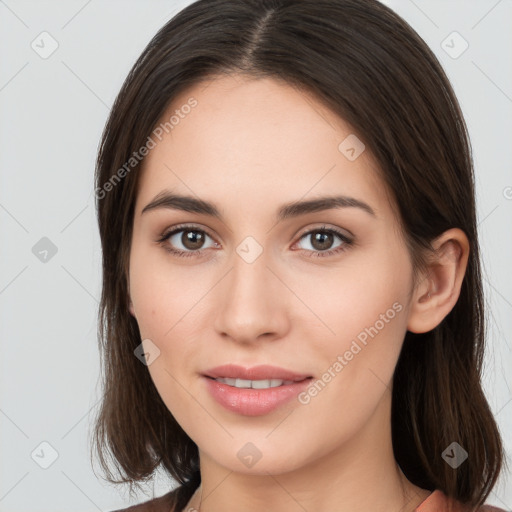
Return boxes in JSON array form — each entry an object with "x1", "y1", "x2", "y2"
[{"x1": 128, "y1": 75, "x2": 417, "y2": 475}]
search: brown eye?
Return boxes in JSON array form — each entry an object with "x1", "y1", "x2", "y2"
[
  {"x1": 295, "y1": 227, "x2": 353, "y2": 258},
  {"x1": 157, "y1": 225, "x2": 218, "y2": 258},
  {"x1": 310, "y1": 231, "x2": 335, "y2": 251},
  {"x1": 180, "y1": 230, "x2": 206, "y2": 250}
]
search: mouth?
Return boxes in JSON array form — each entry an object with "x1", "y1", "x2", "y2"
[
  {"x1": 205, "y1": 376, "x2": 304, "y2": 389},
  {"x1": 201, "y1": 364, "x2": 314, "y2": 416}
]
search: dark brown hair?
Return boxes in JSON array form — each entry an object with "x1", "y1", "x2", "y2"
[{"x1": 91, "y1": 1, "x2": 505, "y2": 510}]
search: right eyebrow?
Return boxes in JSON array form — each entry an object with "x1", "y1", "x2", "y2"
[{"x1": 141, "y1": 190, "x2": 376, "y2": 221}]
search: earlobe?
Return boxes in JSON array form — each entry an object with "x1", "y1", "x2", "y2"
[{"x1": 407, "y1": 228, "x2": 469, "y2": 334}]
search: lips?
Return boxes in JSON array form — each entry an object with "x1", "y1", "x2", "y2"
[
  {"x1": 201, "y1": 364, "x2": 314, "y2": 416},
  {"x1": 202, "y1": 364, "x2": 312, "y2": 382}
]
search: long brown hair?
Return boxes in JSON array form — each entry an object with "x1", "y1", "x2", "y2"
[{"x1": 91, "y1": 1, "x2": 505, "y2": 510}]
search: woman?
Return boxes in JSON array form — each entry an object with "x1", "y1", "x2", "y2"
[{"x1": 92, "y1": 1, "x2": 507, "y2": 511}]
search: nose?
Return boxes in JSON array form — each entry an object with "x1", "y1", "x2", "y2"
[{"x1": 213, "y1": 244, "x2": 290, "y2": 345}]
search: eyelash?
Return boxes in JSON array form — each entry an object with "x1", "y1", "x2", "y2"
[{"x1": 156, "y1": 224, "x2": 354, "y2": 259}]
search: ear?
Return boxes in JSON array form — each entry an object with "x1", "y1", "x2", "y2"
[{"x1": 407, "y1": 228, "x2": 469, "y2": 333}]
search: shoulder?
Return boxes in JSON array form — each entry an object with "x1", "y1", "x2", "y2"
[
  {"x1": 416, "y1": 490, "x2": 509, "y2": 512},
  {"x1": 109, "y1": 489, "x2": 177, "y2": 512}
]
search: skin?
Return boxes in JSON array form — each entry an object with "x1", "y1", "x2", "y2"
[{"x1": 127, "y1": 75, "x2": 469, "y2": 512}]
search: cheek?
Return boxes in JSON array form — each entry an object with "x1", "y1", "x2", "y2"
[
  {"x1": 129, "y1": 238, "x2": 204, "y2": 339},
  {"x1": 291, "y1": 247, "x2": 412, "y2": 411},
  {"x1": 129, "y1": 245, "x2": 207, "y2": 426},
  {"x1": 295, "y1": 253, "x2": 410, "y2": 349}
]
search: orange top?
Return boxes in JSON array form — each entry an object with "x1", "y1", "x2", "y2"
[
  {"x1": 415, "y1": 490, "x2": 507, "y2": 512},
  {"x1": 111, "y1": 488, "x2": 509, "y2": 511}
]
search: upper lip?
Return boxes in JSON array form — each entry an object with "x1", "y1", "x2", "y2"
[{"x1": 203, "y1": 364, "x2": 312, "y2": 382}]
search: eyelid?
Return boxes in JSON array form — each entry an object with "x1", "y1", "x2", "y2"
[
  {"x1": 295, "y1": 222, "x2": 354, "y2": 240},
  {"x1": 160, "y1": 222, "x2": 218, "y2": 241}
]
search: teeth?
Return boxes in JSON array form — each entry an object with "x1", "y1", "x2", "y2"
[{"x1": 214, "y1": 377, "x2": 295, "y2": 389}]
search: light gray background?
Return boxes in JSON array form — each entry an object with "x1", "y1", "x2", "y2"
[{"x1": 0, "y1": 1, "x2": 511, "y2": 511}]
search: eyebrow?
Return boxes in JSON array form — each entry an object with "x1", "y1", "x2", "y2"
[{"x1": 141, "y1": 190, "x2": 376, "y2": 221}]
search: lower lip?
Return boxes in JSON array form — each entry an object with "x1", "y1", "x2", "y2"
[{"x1": 203, "y1": 376, "x2": 313, "y2": 416}]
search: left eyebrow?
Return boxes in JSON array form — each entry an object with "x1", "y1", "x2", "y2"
[{"x1": 141, "y1": 190, "x2": 376, "y2": 221}]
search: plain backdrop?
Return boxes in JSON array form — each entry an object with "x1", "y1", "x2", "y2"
[{"x1": 0, "y1": 1, "x2": 511, "y2": 511}]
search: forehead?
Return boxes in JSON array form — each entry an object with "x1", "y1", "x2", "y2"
[{"x1": 135, "y1": 74, "x2": 390, "y2": 218}]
